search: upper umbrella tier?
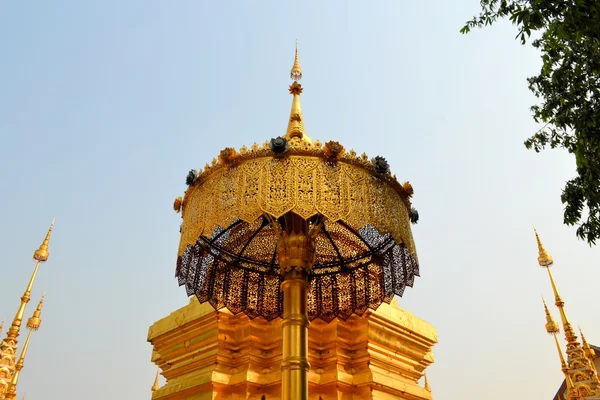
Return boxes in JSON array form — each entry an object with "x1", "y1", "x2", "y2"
[{"x1": 177, "y1": 139, "x2": 417, "y2": 262}]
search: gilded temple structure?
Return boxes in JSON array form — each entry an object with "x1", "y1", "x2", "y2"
[
  {"x1": 148, "y1": 296, "x2": 436, "y2": 399},
  {"x1": 533, "y1": 230, "x2": 600, "y2": 400},
  {"x1": 0, "y1": 220, "x2": 54, "y2": 400},
  {"x1": 148, "y1": 46, "x2": 437, "y2": 399}
]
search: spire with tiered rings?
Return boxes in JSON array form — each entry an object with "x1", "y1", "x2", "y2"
[
  {"x1": 0, "y1": 220, "x2": 54, "y2": 397},
  {"x1": 4, "y1": 295, "x2": 45, "y2": 400},
  {"x1": 535, "y1": 228, "x2": 600, "y2": 399},
  {"x1": 285, "y1": 41, "x2": 312, "y2": 144},
  {"x1": 543, "y1": 297, "x2": 577, "y2": 398},
  {"x1": 579, "y1": 327, "x2": 598, "y2": 376}
]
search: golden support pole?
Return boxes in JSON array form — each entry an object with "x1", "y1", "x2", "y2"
[
  {"x1": 281, "y1": 269, "x2": 310, "y2": 400},
  {"x1": 275, "y1": 217, "x2": 316, "y2": 400}
]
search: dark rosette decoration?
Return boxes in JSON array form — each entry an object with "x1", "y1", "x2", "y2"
[
  {"x1": 410, "y1": 207, "x2": 419, "y2": 224},
  {"x1": 323, "y1": 141, "x2": 345, "y2": 161},
  {"x1": 186, "y1": 169, "x2": 198, "y2": 186},
  {"x1": 270, "y1": 136, "x2": 290, "y2": 155},
  {"x1": 218, "y1": 147, "x2": 238, "y2": 165},
  {"x1": 372, "y1": 156, "x2": 390, "y2": 174}
]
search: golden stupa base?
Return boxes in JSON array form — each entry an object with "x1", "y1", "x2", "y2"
[{"x1": 148, "y1": 297, "x2": 437, "y2": 400}]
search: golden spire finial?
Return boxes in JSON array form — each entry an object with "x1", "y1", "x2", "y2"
[
  {"x1": 0, "y1": 319, "x2": 4, "y2": 336},
  {"x1": 5, "y1": 294, "x2": 45, "y2": 400},
  {"x1": 543, "y1": 297, "x2": 559, "y2": 335},
  {"x1": 33, "y1": 218, "x2": 55, "y2": 262},
  {"x1": 26, "y1": 294, "x2": 44, "y2": 331},
  {"x1": 534, "y1": 226, "x2": 553, "y2": 267},
  {"x1": 579, "y1": 326, "x2": 596, "y2": 361},
  {"x1": 285, "y1": 42, "x2": 312, "y2": 144},
  {"x1": 423, "y1": 372, "x2": 431, "y2": 392},
  {"x1": 290, "y1": 40, "x2": 302, "y2": 81},
  {"x1": 152, "y1": 370, "x2": 160, "y2": 392}
]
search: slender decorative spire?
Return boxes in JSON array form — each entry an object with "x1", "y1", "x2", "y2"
[
  {"x1": 285, "y1": 42, "x2": 312, "y2": 143},
  {"x1": 423, "y1": 372, "x2": 431, "y2": 392},
  {"x1": 290, "y1": 40, "x2": 302, "y2": 81},
  {"x1": 0, "y1": 321, "x2": 3, "y2": 337},
  {"x1": 151, "y1": 370, "x2": 160, "y2": 392},
  {"x1": 578, "y1": 327, "x2": 596, "y2": 366},
  {"x1": 33, "y1": 218, "x2": 55, "y2": 262},
  {"x1": 0, "y1": 220, "x2": 54, "y2": 397},
  {"x1": 542, "y1": 298, "x2": 575, "y2": 398},
  {"x1": 533, "y1": 228, "x2": 578, "y2": 345},
  {"x1": 534, "y1": 227, "x2": 553, "y2": 267},
  {"x1": 4, "y1": 295, "x2": 45, "y2": 400}
]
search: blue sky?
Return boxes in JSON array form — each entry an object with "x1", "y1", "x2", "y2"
[{"x1": 1, "y1": 1, "x2": 598, "y2": 399}]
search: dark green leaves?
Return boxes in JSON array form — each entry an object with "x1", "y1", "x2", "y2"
[{"x1": 462, "y1": 0, "x2": 600, "y2": 245}]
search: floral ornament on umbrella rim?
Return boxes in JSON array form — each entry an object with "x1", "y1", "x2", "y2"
[
  {"x1": 173, "y1": 197, "x2": 183, "y2": 213},
  {"x1": 372, "y1": 156, "x2": 390, "y2": 175},
  {"x1": 218, "y1": 147, "x2": 238, "y2": 165},
  {"x1": 270, "y1": 136, "x2": 290, "y2": 155},
  {"x1": 323, "y1": 140, "x2": 345, "y2": 161},
  {"x1": 402, "y1": 181, "x2": 414, "y2": 197}
]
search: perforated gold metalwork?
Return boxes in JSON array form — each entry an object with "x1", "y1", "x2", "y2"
[{"x1": 175, "y1": 138, "x2": 419, "y2": 322}]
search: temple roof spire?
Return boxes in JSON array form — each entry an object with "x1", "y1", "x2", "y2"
[
  {"x1": 151, "y1": 370, "x2": 160, "y2": 393},
  {"x1": 542, "y1": 298, "x2": 575, "y2": 396},
  {"x1": 579, "y1": 326, "x2": 598, "y2": 364},
  {"x1": 533, "y1": 228, "x2": 578, "y2": 345},
  {"x1": 285, "y1": 42, "x2": 312, "y2": 143},
  {"x1": 0, "y1": 219, "x2": 54, "y2": 396},
  {"x1": 423, "y1": 372, "x2": 432, "y2": 392},
  {"x1": 535, "y1": 230, "x2": 600, "y2": 397}
]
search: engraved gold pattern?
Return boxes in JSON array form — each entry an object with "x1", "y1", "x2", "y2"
[{"x1": 176, "y1": 142, "x2": 419, "y2": 322}]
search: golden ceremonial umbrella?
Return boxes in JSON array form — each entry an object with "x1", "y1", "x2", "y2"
[{"x1": 173, "y1": 45, "x2": 419, "y2": 400}]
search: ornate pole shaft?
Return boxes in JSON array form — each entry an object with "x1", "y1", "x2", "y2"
[
  {"x1": 5, "y1": 262, "x2": 40, "y2": 341},
  {"x1": 545, "y1": 267, "x2": 578, "y2": 344},
  {"x1": 281, "y1": 269, "x2": 309, "y2": 400}
]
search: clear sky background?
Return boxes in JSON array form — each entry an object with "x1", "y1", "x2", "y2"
[{"x1": 1, "y1": 1, "x2": 598, "y2": 399}]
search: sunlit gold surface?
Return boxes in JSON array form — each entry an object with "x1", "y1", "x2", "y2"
[
  {"x1": 152, "y1": 370, "x2": 160, "y2": 392},
  {"x1": 178, "y1": 150, "x2": 415, "y2": 260},
  {"x1": 148, "y1": 297, "x2": 436, "y2": 399},
  {"x1": 285, "y1": 81, "x2": 310, "y2": 143},
  {"x1": 281, "y1": 270, "x2": 310, "y2": 400},
  {"x1": 0, "y1": 220, "x2": 54, "y2": 396}
]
